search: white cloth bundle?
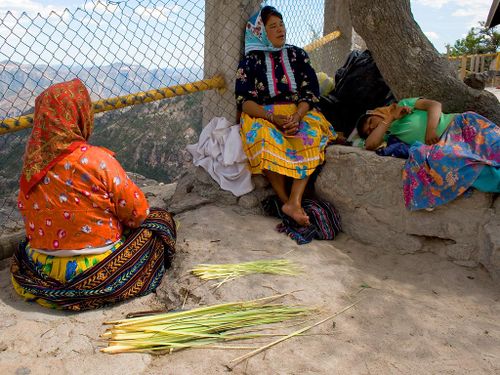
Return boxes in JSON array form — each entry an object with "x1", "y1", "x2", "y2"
[{"x1": 186, "y1": 117, "x2": 254, "y2": 197}]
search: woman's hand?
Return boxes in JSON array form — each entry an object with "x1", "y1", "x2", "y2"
[
  {"x1": 282, "y1": 112, "x2": 301, "y2": 135},
  {"x1": 425, "y1": 128, "x2": 440, "y2": 145},
  {"x1": 415, "y1": 99, "x2": 442, "y2": 145},
  {"x1": 272, "y1": 114, "x2": 290, "y2": 130},
  {"x1": 397, "y1": 106, "x2": 412, "y2": 119}
]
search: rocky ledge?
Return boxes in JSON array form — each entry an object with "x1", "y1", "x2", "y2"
[
  {"x1": 1, "y1": 146, "x2": 498, "y2": 280},
  {"x1": 316, "y1": 146, "x2": 499, "y2": 280}
]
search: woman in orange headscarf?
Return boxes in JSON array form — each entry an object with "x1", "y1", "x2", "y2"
[{"x1": 11, "y1": 79, "x2": 176, "y2": 311}]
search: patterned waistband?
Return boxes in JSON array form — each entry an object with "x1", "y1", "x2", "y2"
[{"x1": 27, "y1": 238, "x2": 124, "y2": 258}]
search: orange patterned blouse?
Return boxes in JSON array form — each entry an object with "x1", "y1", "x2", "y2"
[{"x1": 18, "y1": 144, "x2": 149, "y2": 251}]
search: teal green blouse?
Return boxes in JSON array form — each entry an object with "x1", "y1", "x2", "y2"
[{"x1": 387, "y1": 98, "x2": 457, "y2": 145}]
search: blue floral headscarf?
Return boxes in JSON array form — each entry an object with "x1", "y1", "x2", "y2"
[{"x1": 244, "y1": 6, "x2": 290, "y2": 55}]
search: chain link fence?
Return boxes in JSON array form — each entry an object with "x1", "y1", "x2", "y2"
[{"x1": 0, "y1": 0, "x2": 332, "y2": 239}]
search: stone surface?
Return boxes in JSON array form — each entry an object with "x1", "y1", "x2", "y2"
[
  {"x1": 316, "y1": 145, "x2": 499, "y2": 278},
  {"x1": 2, "y1": 148, "x2": 498, "y2": 280},
  {"x1": 480, "y1": 218, "x2": 500, "y2": 280},
  {"x1": 0, "y1": 231, "x2": 24, "y2": 261},
  {"x1": 252, "y1": 175, "x2": 269, "y2": 189},
  {"x1": 464, "y1": 72, "x2": 489, "y2": 90},
  {"x1": 141, "y1": 183, "x2": 177, "y2": 208},
  {"x1": 126, "y1": 172, "x2": 162, "y2": 188},
  {"x1": 170, "y1": 166, "x2": 273, "y2": 215},
  {"x1": 1, "y1": 205, "x2": 499, "y2": 374},
  {"x1": 237, "y1": 194, "x2": 260, "y2": 209}
]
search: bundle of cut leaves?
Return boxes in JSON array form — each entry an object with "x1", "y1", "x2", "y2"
[
  {"x1": 191, "y1": 259, "x2": 301, "y2": 287},
  {"x1": 101, "y1": 294, "x2": 315, "y2": 354}
]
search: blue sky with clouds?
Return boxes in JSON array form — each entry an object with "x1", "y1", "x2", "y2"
[
  {"x1": 411, "y1": 0, "x2": 494, "y2": 51},
  {"x1": 0, "y1": 0, "x2": 496, "y2": 54}
]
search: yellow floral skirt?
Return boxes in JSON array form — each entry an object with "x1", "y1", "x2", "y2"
[{"x1": 240, "y1": 104, "x2": 336, "y2": 179}]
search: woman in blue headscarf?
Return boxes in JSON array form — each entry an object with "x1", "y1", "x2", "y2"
[{"x1": 235, "y1": 6, "x2": 336, "y2": 226}]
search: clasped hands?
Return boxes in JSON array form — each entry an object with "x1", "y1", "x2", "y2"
[{"x1": 271, "y1": 112, "x2": 301, "y2": 136}]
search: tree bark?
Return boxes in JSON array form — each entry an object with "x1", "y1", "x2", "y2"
[
  {"x1": 321, "y1": 0, "x2": 352, "y2": 77},
  {"x1": 348, "y1": 0, "x2": 500, "y2": 123},
  {"x1": 203, "y1": 0, "x2": 261, "y2": 125}
]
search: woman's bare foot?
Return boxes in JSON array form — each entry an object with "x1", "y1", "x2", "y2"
[{"x1": 282, "y1": 202, "x2": 310, "y2": 226}]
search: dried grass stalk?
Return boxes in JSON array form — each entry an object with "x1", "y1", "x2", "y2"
[
  {"x1": 191, "y1": 259, "x2": 301, "y2": 287},
  {"x1": 101, "y1": 294, "x2": 315, "y2": 354}
]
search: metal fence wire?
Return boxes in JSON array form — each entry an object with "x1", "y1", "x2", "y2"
[{"x1": 0, "y1": 0, "x2": 331, "y2": 238}]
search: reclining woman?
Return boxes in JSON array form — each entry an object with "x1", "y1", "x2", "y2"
[
  {"x1": 11, "y1": 79, "x2": 176, "y2": 311},
  {"x1": 236, "y1": 6, "x2": 336, "y2": 226},
  {"x1": 356, "y1": 97, "x2": 499, "y2": 210}
]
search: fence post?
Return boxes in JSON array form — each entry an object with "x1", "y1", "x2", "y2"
[
  {"x1": 495, "y1": 53, "x2": 500, "y2": 87},
  {"x1": 460, "y1": 56, "x2": 467, "y2": 80},
  {"x1": 470, "y1": 55, "x2": 476, "y2": 73},
  {"x1": 474, "y1": 55, "x2": 480, "y2": 73},
  {"x1": 203, "y1": 0, "x2": 260, "y2": 125}
]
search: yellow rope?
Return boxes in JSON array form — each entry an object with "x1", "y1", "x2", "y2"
[
  {"x1": 0, "y1": 75, "x2": 225, "y2": 136},
  {"x1": 303, "y1": 30, "x2": 341, "y2": 53}
]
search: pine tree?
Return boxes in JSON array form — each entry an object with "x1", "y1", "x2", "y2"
[{"x1": 447, "y1": 22, "x2": 500, "y2": 56}]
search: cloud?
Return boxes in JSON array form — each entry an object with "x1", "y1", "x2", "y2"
[
  {"x1": 415, "y1": 0, "x2": 490, "y2": 8},
  {"x1": 414, "y1": 0, "x2": 451, "y2": 9},
  {"x1": 135, "y1": 4, "x2": 181, "y2": 23},
  {"x1": 415, "y1": 0, "x2": 491, "y2": 28},
  {"x1": 451, "y1": 9, "x2": 470, "y2": 17},
  {"x1": 0, "y1": 0, "x2": 70, "y2": 45},
  {"x1": 450, "y1": 0, "x2": 491, "y2": 27},
  {"x1": 424, "y1": 31, "x2": 440, "y2": 40},
  {"x1": 83, "y1": 0, "x2": 118, "y2": 15},
  {"x1": 0, "y1": 0, "x2": 65, "y2": 18}
]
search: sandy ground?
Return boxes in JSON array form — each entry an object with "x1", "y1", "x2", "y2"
[{"x1": 0, "y1": 204, "x2": 499, "y2": 375}]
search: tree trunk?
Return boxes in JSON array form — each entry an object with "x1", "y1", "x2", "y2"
[
  {"x1": 320, "y1": 0, "x2": 352, "y2": 77},
  {"x1": 348, "y1": 0, "x2": 500, "y2": 123},
  {"x1": 203, "y1": 0, "x2": 261, "y2": 125}
]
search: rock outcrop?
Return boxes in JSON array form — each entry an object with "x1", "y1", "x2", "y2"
[
  {"x1": 169, "y1": 166, "x2": 274, "y2": 215},
  {"x1": 1, "y1": 148, "x2": 499, "y2": 280},
  {"x1": 316, "y1": 146, "x2": 499, "y2": 279}
]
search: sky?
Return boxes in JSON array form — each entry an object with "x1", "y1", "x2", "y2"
[
  {"x1": 0, "y1": 0, "x2": 496, "y2": 68},
  {"x1": 0, "y1": 0, "x2": 495, "y2": 52},
  {"x1": 411, "y1": 0, "x2": 494, "y2": 51}
]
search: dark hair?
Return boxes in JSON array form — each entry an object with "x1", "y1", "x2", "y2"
[
  {"x1": 355, "y1": 113, "x2": 371, "y2": 139},
  {"x1": 261, "y1": 6, "x2": 283, "y2": 25}
]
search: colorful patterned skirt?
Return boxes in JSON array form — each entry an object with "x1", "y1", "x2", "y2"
[
  {"x1": 262, "y1": 195, "x2": 342, "y2": 245},
  {"x1": 11, "y1": 208, "x2": 176, "y2": 311},
  {"x1": 240, "y1": 104, "x2": 336, "y2": 179},
  {"x1": 403, "y1": 112, "x2": 499, "y2": 210}
]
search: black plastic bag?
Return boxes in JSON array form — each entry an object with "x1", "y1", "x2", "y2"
[{"x1": 319, "y1": 50, "x2": 395, "y2": 136}]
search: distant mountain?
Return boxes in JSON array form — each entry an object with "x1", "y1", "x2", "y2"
[
  {"x1": 0, "y1": 62, "x2": 205, "y2": 196},
  {"x1": 91, "y1": 91, "x2": 203, "y2": 183},
  {"x1": 0, "y1": 61, "x2": 203, "y2": 118}
]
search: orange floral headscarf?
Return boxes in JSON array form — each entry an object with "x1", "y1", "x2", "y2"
[{"x1": 20, "y1": 79, "x2": 93, "y2": 193}]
